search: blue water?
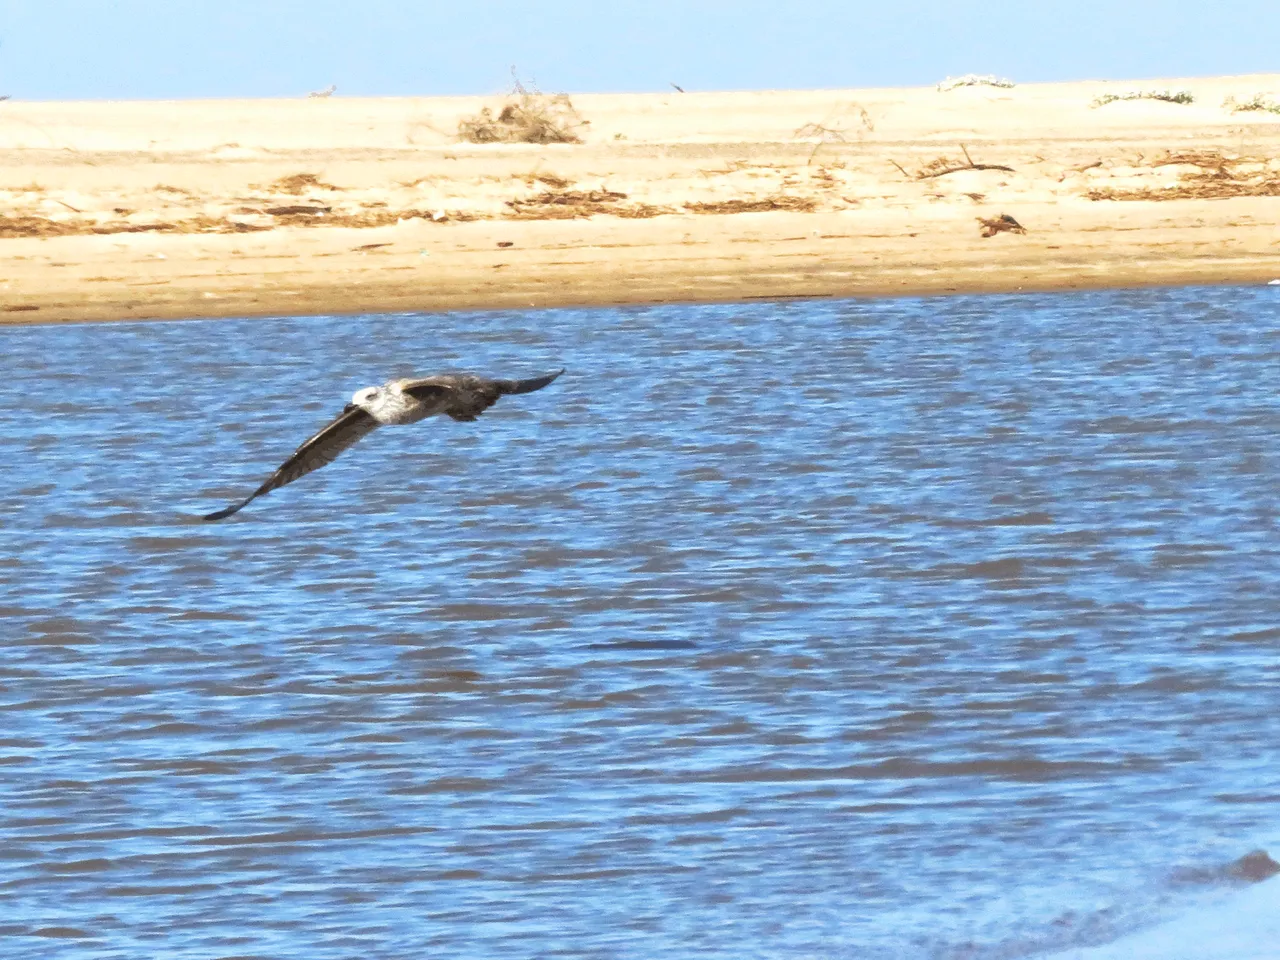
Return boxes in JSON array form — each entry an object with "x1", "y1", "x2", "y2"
[{"x1": 1, "y1": 286, "x2": 1278, "y2": 959}]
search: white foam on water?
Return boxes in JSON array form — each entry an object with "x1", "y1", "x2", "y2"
[{"x1": 1045, "y1": 877, "x2": 1280, "y2": 960}]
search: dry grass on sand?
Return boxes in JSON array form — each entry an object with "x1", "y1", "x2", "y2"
[{"x1": 458, "y1": 79, "x2": 586, "y2": 145}]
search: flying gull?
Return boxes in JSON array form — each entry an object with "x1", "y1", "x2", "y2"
[{"x1": 203, "y1": 368, "x2": 563, "y2": 521}]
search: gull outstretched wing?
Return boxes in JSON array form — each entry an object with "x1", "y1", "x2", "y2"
[
  {"x1": 203, "y1": 404, "x2": 379, "y2": 521},
  {"x1": 399, "y1": 368, "x2": 564, "y2": 422}
]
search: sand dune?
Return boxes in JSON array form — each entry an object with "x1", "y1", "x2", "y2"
[{"x1": 1, "y1": 75, "x2": 1279, "y2": 323}]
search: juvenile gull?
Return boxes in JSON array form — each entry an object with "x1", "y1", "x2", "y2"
[{"x1": 203, "y1": 369, "x2": 563, "y2": 521}]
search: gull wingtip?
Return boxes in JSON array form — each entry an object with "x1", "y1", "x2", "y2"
[{"x1": 202, "y1": 499, "x2": 249, "y2": 522}]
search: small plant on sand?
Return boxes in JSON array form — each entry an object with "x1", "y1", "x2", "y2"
[
  {"x1": 937, "y1": 74, "x2": 1015, "y2": 92},
  {"x1": 1092, "y1": 89, "x2": 1194, "y2": 107},
  {"x1": 458, "y1": 75, "x2": 586, "y2": 145},
  {"x1": 1223, "y1": 93, "x2": 1280, "y2": 115}
]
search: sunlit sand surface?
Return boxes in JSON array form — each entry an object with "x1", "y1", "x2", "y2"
[{"x1": 1, "y1": 74, "x2": 1278, "y2": 322}]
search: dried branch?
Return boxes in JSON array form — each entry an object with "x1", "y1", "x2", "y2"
[{"x1": 916, "y1": 144, "x2": 1015, "y2": 179}]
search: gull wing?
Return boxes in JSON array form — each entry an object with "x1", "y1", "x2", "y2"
[
  {"x1": 203, "y1": 404, "x2": 379, "y2": 521},
  {"x1": 400, "y1": 368, "x2": 564, "y2": 422},
  {"x1": 398, "y1": 381, "x2": 457, "y2": 406}
]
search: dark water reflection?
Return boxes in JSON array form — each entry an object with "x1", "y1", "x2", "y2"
[{"x1": 0, "y1": 286, "x2": 1278, "y2": 958}]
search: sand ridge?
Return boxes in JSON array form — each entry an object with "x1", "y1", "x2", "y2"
[{"x1": 1, "y1": 74, "x2": 1279, "y2": 323}]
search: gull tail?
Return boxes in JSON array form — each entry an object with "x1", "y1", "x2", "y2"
[{"x1": 498, "y1": 368, "x2": 565, "y2": 395}]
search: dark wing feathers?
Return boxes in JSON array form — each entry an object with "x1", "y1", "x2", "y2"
[
  {"x1": 494, "y1": 368, "x2": 566, "y2": 396},
  {"x1": 203, "y1": 404, "x2": 379, "y2": 521},
  {"x1": 399, "y1": 382, "x2": 456, "y2": 404},
  {"x1": 401, "y1": 368, "x2": 564, "y2": 422}
]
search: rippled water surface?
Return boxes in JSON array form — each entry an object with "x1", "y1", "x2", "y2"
[{"x1": 1, "y1": 287, "x2": 1278, "y2": 959}]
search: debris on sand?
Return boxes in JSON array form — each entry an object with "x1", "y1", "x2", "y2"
[
  {"x1": 506, "y1": 188, "x2": 627, "y2": 218},
  {"x1": 977, "y1": 213, "x2": 1026, "y2": 237},
  {"x1": 684, "y1": 196, "x2": 817, "y2": 214},
  {"x1": 504, "y1": 188, "x2": 669, "y2": 220},
  {"x1": 1087, "y1": 150, "x2": 1280, "y2": 200},
  {"x1": 269, "y1": 173, "x2": 342, "y2": 195}
]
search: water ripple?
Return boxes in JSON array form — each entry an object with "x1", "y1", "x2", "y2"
[{"x1": 0, "y1": 286, "x2": 1277, "y2": 958}]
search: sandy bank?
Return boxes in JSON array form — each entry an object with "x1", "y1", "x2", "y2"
[{"x1": 2, "y1": 75, "x2": 1279, "y2": 323}]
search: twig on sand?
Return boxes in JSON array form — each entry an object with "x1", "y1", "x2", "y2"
[
  {"x1": 795, "y1": 122, "x2": 846, "y2": 165},
  {"x1": 894, "y1": 144, "x2": 1015, "y2": 180},
  {"x1": 308, "y1": 85, "x2": 337, "y2": 99},
  {"x1": 794, "y1": 107, "x2": 872, "y2": 164},
  {"x1": 794, "y1": 122, "x2": 846, "y2": 139},
  {"x1": 919, "y1": 144, "x2": 1015, "y2": 178}
]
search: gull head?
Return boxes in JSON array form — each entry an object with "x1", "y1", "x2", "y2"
[{"x1": 351, "y1": 385, "x2": 382, "y2": 409}]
